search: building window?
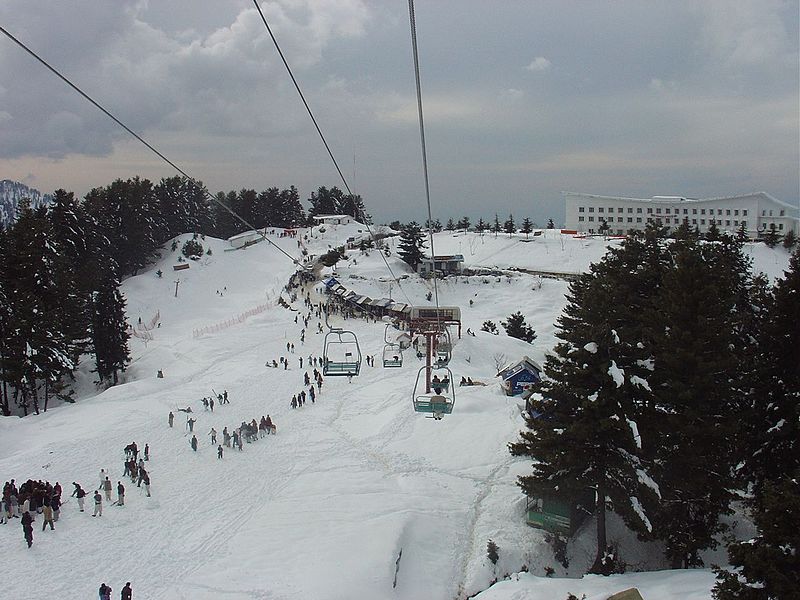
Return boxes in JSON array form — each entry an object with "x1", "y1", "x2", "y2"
[
  {"x1": 578, "y1": 216, "x2": 584, "y2": 222},
  {"x1": 701, "y1": 219, "x2": 706, "y2": 225},
  {"x1": 656, "y1": 208, "x2": 662, "y2": 214},
  {"x1": 627, "y1": 217, "x2": 633, "y2": 223},
  {"x1": 692, "y1": 219, "x2": 697, "y2": 224},
  {"x1": 779, "y1": 223, "x2": 784, "y2": 230},
  {"x1": 725, "y1": 220, "x2": 730, "y2": 226},
  {"x1": 617, "y1": 229, "x2": 623, "y2": 235},
  {"x1": 674, "y1": 218, "x2": 679, "y2": 224},
  {"x1": 578, "y1": 207, "x2": 585, "y2": 212},
  {"x1": 617, "y1": 207, "x2": 623, "y2": 213},
  {"x1": 693, "y1": 209, "x2": 697, "y2": 214},
  {"x1": 598, "y1": 207, "x2": 604, "y2": 213},
  {"x1": 637, "y1": 217, "x2": 642, "y2": 223},
  {"x1": 743, "y1": 210, "x2": 748, "y2": 216},
  {"x1": 717, "y1": 209, "x2": 722, "y2": 215},
  {"x1": 647, "y1": 218, "x2": 653, "y2": 223},
  {"x1": 683, "y1": 208, "x2": 688, "y2": 214},
  {"x1": 742, "y1": 220, "x2": 747, "y2": 227},
  {"x1": 701, "y1": 209, "x2": 706, "y2": 215},
  {"x1": 588, "y1": 216, "x2": 594, "y2": 222},
  {"x1": 734, "y1": 220, "x2": 739, "y2": 226},
  {"x1": 780, "y1": 210, "x2": 785, "y2": 216},
  {"x1": 734, "y1": 209, "x2": 739, "y2": 216},
  {"x1": 608, "y1": 208, "x2": 614, "y2": 213},
  {"x1": 726, "y1": 209, "x2": 731, "y2": 215},
  {"x1": 647, "y1": 208, "x2": 653, "y2": 214},
  {"x1": 637, "y1": 208, "x2": 643, "y2": 213},
  {"x1": 628, "y1": 207, "x2": 633, "y2": 213},
  {"x1": 589, "y1": 207, "x2": 594, "y2": 213},
  {"x1": 762, "y1": 210, "x2": 766, "y2": 216},
  {"x1": 666, "y1": 208, "x2": 671, "y2": 214}
]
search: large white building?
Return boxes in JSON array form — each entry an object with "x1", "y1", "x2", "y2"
[{"x1": 564, "y1": 192, "x2": 799, "y2": 238}]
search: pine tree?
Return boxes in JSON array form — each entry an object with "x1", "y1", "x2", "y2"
[
  {"x1": 475, "y1": 218, "x2": 486, "y2": 234},
  {"x1": 492, "y1": 214, "x2": 502, "y2": 237},
  {"x1": 510, "y1": 246, "x2": 661, "y2": 573},
  {"x1": 89, "y1": 259, "x2": 130, "y2": 386},
  {"x1": 736, "y1": 222, "x2": 748, "y2": 242},
  {"x1": 520, "y1": 217, "x2": 533, "y2": 238},
  {"x1": 445, "y1": 218, "x2": 456, "y2": 231},
  {"x1": 212, "y1": 191, "x2": 239, "y2": 238},
  {"x1": 504, "y1": 214, "x2": 515, "y2": 236},
  {"x1": 308, "y1": 186, "x2": 345, "y2": 219},
  {"x1": 706, "y1": 220, "x2": 721, "y2": 241},
  {"x1": 782, "y1": 229, "x2": 796, "y2": 249},
  {"x1": 713, "y1": 478, "x2": 800, "y2": 600},
  {"x1": 502, "y1": 312, "x2": 536, "y2": 343},
  {"x1": 598, "y1": 219, "x2": 610, "y2": 236},
  {"x1": 397, "y1": 221, "x2": 427, "y2": 270},
  {"x1": 340, "y1": 194, "x2": 370, "y2": 224},
  {"x1": 763, "y1": 224, "x2": 779, "y2": 248},
  {"x1": 646, "y1": 236, "x2": 750, "y2": 568},
  {"x1": 547, "y1": 218, "x2": 555, "y2": 229}
]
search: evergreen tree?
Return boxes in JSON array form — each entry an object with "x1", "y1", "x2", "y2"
[
  {"x1": 504, "y1": 214, "x2": 515, "y2": 236},
  {"x1": 397, "y1": 221, "x2": 427, "y2": 270},
  {"x1": 212, "y1": 191, "x2": 240, "y2": 239},
  {"x1": 502, "y1": 312, "x2": 536, "y2": 343},
  {"x1": 308, "y1": 186, "x2": 345, "y2": 219},
  {"x1": 520, "y1": 217, "x2": 533, "y2": 238},
  {"x1": 457, "y1": 216, "x2": 471, "y2": 232},
  {"x1": 89, "y1": 259, "x2": 130, "y2": 386},
  {"x1": 547, "y1": 218, "x2": 555, "y2": 229},
  {"x1": 492, "y1": 214, "x2": 502, "y2": 237},
  {"x1": 736, "y1": 222, "x2": 748, "y2": 242},
  {"x1": 278, "y1": 186, "x2": 306, "y2": 228},
  {"x1": 782, "y1": 229, "x2": 796, "y2": 249},
  {"x1": 713, "y1": 478, "x2": 800, "y2": 600},
  {"x1": 445, "y1": 218, "x2": 456, "y2": 231},
  {"x1": 340, "y1": 193, "x2": 369, "y2": 223},
  {"x1": 763, "y1": 224, "x2": 779, "y2": 248},
  {"x1": 706, "y1": 220, "x2": 721, "y2": 242},
  {"x1": 598, "y1": 219, "x2": 610, "y2": 236},
  {"x1": 475, "y1": 218, "x2": 486, "y2": 234},
  {"x1": 425, "y1": 218, "x2": 442, "y2": 233},
  {"x1": 646, "y1": 236, "x2": 751, "y2": 568}
]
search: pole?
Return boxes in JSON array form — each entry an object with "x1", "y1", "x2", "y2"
[
  {"x1": 425, "y1": 331, "x2": 433, "y2": 394},
  {"x1": 174, "y1": 280, "x2": 180, "y2": 298}
]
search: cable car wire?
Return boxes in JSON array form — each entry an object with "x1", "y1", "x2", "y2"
[
  {"x1": 250, "y1": 0, "x2": 413, "y2": 306},
  {"x1": 0, "y1": 24, "x2": 306, "y2": 268}
]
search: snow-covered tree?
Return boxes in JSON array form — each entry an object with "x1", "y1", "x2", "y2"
[
  {"x1": 398, "y1": 221, "x2": 427, "y2": 270},
  {"x1": 502, "y1": 312, "x2": 536, "y2": 343}
]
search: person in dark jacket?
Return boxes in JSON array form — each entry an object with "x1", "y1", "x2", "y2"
[
  {"x1": 21, "y1": 511, "x2": 33, "y2": 548},
  {"x1": 98, "y1": 583, "x2": 111, "y2": 599},
  {"x1": 121, "y1": 582, "x2": 132, "y2": 600},
  {"x1": 190, "y1": 435, "x2": 198, "y2": 452},
  {"x1": 117, "y1": 481, "x2": 125, "y2": 506},
  {"x1": 72, "y1": 483, "x2": 86, "y2": 512}
]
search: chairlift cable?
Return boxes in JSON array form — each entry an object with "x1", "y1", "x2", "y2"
[
  {"x1": 407, "y1": 0, "x2": 442, "y2": 334},
  {"x1": 0, "y1": 24, "x2": 305, "y2": 268},
  {"x1": 250, "y1": 0, "x2": 413, "y2": 307}
]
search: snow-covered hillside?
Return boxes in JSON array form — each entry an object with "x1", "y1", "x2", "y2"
[
  {"x1": 0, "y1": 179, "x2": 52, "y2": 226},
  {"x1": 0, "y1": 223, "x2": 792, "y2": 600}
]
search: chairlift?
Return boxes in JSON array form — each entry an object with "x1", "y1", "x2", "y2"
[
  {"x1": 382, "y1": 324, "x2": 403, "y2": 367},
  {"x1": 434, "y1": 328, "x2": 452, "y2": 366},
  {"x1": 412, "y1": 365, "x2": 455, "y2": 420},
  {"x1": 322, "y1": 328, "x2": 362, "y2": 377}
]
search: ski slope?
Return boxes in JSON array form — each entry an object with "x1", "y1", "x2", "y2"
[{"x1": 0, "y1": 224, "x2": 791, "y2": 600}]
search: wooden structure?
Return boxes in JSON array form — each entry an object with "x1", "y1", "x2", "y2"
[
  {"x1": 497, "y1": 356, "x2": 542, "y2": 396},
  {"x1": 525, "y1": 489, "x2": 594, "y2": 536}
]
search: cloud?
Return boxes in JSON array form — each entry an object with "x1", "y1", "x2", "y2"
[{"x1": 525, "y1": 57, "x2": 551, "y2": 72}]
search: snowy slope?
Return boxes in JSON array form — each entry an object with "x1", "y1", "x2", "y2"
[
  {"x1": 0, "y1": 179, "x2": 52, "y2": 226},
  {"x1": 0, "y1": 225, "x2": 791, "y2": 600}
]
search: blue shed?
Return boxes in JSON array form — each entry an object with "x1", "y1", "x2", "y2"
[{"x1": 497, "y1": 356, "x2": 542, "y2": 396}]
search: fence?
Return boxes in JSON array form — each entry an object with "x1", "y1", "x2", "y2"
[
  {"x1": 192, "y1": 303, "x2": 270, "y2": 338},
  {"x1": 130, "y1": 311, "x2": 160, "y2": 342}
]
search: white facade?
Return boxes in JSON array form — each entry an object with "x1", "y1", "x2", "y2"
[
  {"x1": 312, "y1": 214, "x2": 353, "y2": 226},
  {"x1": 228, "y1": 230, "x2": 262, "y2": 249},
  {"x1": 564, "y1": 192, "x2": 799, "y2": 238}
]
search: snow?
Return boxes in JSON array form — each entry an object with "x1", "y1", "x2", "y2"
[
  {"x1": 630, "y1": 375, "x2": 652, "y2": 391},
  {"x1": 0, "y1": 226, "x2": 788, "y2": 600},
  {"x1": 630, "y1": 495, "x2": 653, "y2": 533},
  {"x1": 767, "y1": 419, "x2": 786, "y2": 433},
  {"x1": 627, "y1": 418, "x2": 641, "y2": 450},
  {"x1": 584, "y1": 342, "x2": 598, "y2": 354},
  {"x1": 608, "y1": 360, "x2": 624, "y2": 387}
]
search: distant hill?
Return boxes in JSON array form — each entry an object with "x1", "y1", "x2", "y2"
[{"x1": 0, "y1": 180, "x2": 53, "y2": 227}]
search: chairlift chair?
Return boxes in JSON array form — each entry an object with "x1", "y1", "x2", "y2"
[
  {"x1": 322, "y1": 328, "x2": 362, "y2": 377},
  {"x1": 412, "y1": 365, "x2": 455, "y2": 419},
  {"x1": 382, "y1": 324, "x2": 403, "y2": 367}
]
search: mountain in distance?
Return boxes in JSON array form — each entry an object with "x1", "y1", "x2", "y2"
[{"x1": 0, "y1": 179, "x2": 53, "y2": 227}]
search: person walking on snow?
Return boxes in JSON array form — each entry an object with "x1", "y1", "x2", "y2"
[
  {"x1": 190, "y1": 435, "x2": 198, "y2": 452},
  {"x1": 168, "y1": 411, "x2": 174, "y2": 428},
  {"x1": 209, "y1": 428, "x2": 217, "y2": 445},
  {"x1": 92, "y1": 490, "x2": 102, "y2": 517},
  {"x1": 144, "y1": 444, "x2": 149, "y2": 461},
  {"x1": 217, "y1": 445, "x2": 223, "y2": 459},
  {"x1": 142, "y1": 473, "x2": 151, "y2": 497},
  {"x1": 121, "y1": 582, "x2": 132, "y2": 600},
  {"x1": 187, "y1": 417, "x2": 196, "y2": 433},
  {"x1": 103, "y1": 477, "x2": 112, "y2": 501},
  {"x1": 99, "y1": 469, "x2": 108, "y2": 490},
  {"x1": 98, "y1": 583, "x2": 111, "y2": 600},
  {"x1": 22, "y1": 511, "x2": 33, "y2": 548},
  {"x1": 72, "y1": 482, "x2": 86, "y2": 512},
  {"x1": 117, "y1": 481, "x2": 125, "y2": 506}
]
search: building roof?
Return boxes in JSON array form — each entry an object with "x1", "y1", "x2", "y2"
[
  {"x1": 497, "y1": 356, "x2": 543, "y2": 380},
  {"x1": 312, "y1": 214, "x2": 352, "y2": 221},
  {"x1": 422, "y1": 254, "x2": 465, "y2": 262},
  {"x1": 228, "y1": 230, "x2": 261, "y2": 242}
]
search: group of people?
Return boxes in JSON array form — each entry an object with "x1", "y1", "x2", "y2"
[
  {"x1": 2, "y1": 479, "x2": 63, "y2": 547},
  {"x1": 98, "y1": 581, "x2": 133, "y2": 599}
]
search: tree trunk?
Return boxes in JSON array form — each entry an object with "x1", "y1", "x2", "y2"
[
  {"x1": 589, "y1": 484, "x2": 608, "y2": 574},
  {"x1": 43, "y1": 378, "x2": 49, "y2": 412}
]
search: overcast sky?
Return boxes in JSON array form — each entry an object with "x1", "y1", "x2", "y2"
[{"x1": 1, "y1": 0, "x2": 798, "y2": 225}]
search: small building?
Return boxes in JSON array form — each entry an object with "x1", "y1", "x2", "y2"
[
  {"x1": 526, "y1": 489, "x2": 594, "y2": 536},
  {"x1": 228, "y1": 230, "x2": 262, "y2": 249},
  {"x1": 497, "y1": 356, "x2": 542, "y2": 396},
  {"x1": 312, "y1": 214, "x2": 353, "y2": 226},
  {"x1": 417, "y1": 254, "x2": 464, "y2": 276}
]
